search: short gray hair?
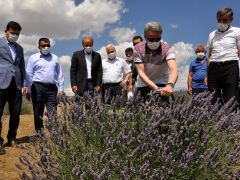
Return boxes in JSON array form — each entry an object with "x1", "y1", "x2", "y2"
[
  {"x1": 106, "y1": 43, "x2": 115, "y2": 50},
  {"x1": 144, "y1": 21, "x2": 163, "y2": 36},
  {"x1": 216, "y1": 8, "x2": 233, "y2": 19}
]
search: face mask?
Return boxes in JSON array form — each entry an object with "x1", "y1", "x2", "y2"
[
  {"x1": 84, "y1": 46, "x2": 92, "y2": 53},
  {"x1": 217, "y1": 23, "x2": 229, "y2": 32},
  {"x1": 108, "y1": 52, "x2": 116, "y2": 60},
  {"x1": 147, "y1": 41, "x2": 160, "y2": 50},
  {"x1": 7, "y1": 33, "x2": 19, "y2": 43},
  {"x1": 196, "y1": 52, "x2": 205, "y2": 59},
  {"x1": 41, "y1": 47, "x2": 50, "y2": 55},
  {"x1": 126, "y1": 56, "x2": 134, "y2": 62}
]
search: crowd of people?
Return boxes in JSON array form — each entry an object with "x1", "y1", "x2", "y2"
[{"x1": 0, "y1": 7, "x2": 239, "y2": 155}]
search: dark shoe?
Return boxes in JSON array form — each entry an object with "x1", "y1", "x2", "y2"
[
  {"x1": 0, "y1": 137, "x2": 3, "y2": 146},
  {"x1": 0, "y1": 137, "x2": 5, "y2": 155},
  {"x1": 7, "y1": 139, "x2": 16, "y2": 147}
]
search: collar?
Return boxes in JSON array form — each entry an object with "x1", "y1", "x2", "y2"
[
  {"x1": 40, "y1": 52, "x2": 52, "y2": 58},
  {"x1": 195, "y1": 58, "x2": 206, "y2": 63}
]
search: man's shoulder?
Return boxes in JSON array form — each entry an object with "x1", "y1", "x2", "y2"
[
  {"x1": 72, "y1": 50, "x2": 84, "y2": 56},
  {"x1": 92, "y1": 51, "x2": 101, "y2": 56},
  {"x1": 116, "y1": 57, "x2": 125, "y2": 62},
  {"x1": 50, "y1": 53, "x2": 59, "y2": 59}
]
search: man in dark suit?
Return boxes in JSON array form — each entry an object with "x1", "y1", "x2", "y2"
[
  {"x1": 0, "y1": 21, "x2": 25, "y2": 150},
  {"x1": 70, "y1": 36, "x2": 102, "y2": 96}
]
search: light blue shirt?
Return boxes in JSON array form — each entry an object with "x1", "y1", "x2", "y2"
[{"x1": 26, "y1": 52, "x2": 64, "y2": 92}]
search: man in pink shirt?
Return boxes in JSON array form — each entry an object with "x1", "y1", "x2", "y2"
[{"x1": 134, "y1": 21, "x2": 178, "y2": 101}]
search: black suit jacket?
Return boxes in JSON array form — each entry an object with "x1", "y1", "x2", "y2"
[{"x1": 70, "y1": 50, "x2": 102, "y2": 94}]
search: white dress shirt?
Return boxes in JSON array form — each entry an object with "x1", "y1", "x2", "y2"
[
  {"x1": 207, "y1": 26, "x2": 240, "y2": 62},
  {"x1": 102, "y1": 57, "x2": 131, "y2": 84},
  {"x1": 85, "y1": 51, "x2": 92, "y2": 79}
]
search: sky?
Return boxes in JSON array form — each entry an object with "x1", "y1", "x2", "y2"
[{"x1": 0, "y1": 0, "x2": 239, "y2": 95}]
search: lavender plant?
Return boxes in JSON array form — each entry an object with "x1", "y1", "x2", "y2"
[{"x1": 17, "y1": 92, "x2": 240, "y2": 179}]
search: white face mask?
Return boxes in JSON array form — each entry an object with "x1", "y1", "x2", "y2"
[
  {"x1": 84, "y1": 46, "x2": 92, "y2": 53},
  {"x1": 41, "y1": 47, "x2": 50, "y2": 55},
  {"x1": 108, "y1": 52, "x2": 116, "y2": 60},
  {"x1": 196, "y1": 52, "x2": 205, "y2": 59},
  {"x1": 7, "y1": 33, "x2": 19, "y2": 43},
  {"x1": 147, "y1": 41, "x2": 160, "y2": 50},
  {"x1": 217, "y1": 23, "x2": 229, "y2": 32},
  {"x1": 126, "y1": 56, "x2": 134, "y2": 62}
]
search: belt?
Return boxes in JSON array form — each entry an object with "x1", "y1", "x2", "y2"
[
  {"x1": 33, "y1": 81, "x2": 56, "y2": 87},
  {"x1": 210, "y1": 60, "x2": 237, "y2": 66}
]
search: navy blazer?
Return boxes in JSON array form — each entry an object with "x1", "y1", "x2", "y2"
[{"x1": 0, "y1": 37, "x2": 25, "y2": 90}]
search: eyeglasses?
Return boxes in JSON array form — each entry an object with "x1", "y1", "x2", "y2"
[
  {"x1": 40, "y1": 45, "x2": 50, "y2": 48},
  {"x1": 147, "y1": 37, "x2": 161, "y2": 42}
]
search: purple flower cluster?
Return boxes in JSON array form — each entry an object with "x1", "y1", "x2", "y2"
[{"x1": 17, "y1": 92, "x2": 240, "y2": 179}]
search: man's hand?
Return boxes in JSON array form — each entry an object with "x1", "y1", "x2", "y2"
[
  {"x1": 157, "y1": 85, "x2": 173, "y2": 96},
  {"x1": 128, "y1": 85, "x2": 133, "y2": 92},
  {"x1": 58, "y1": 91, "x2": 64, "y2": 96},
  {"x1": 204, "y1": 77, "x2": 208, "y2": 85},
  {"x1": 22, "y1": 86, "x2": 28, "y2": 95},
  {"x1": 187, "y1": 87, "x2": 193, "y2": 95},
  {"x1": 72, "y1": 85, "x2": 78, "y2": 93},
  {"x1": 95, "y1": 85, "x2": 101, "y2": 93},
  {"x1": 25, "y1": 92, "x2": 32, "y2": 101},
  {"x1": 120, "y1": 79, "x2": 128, "y2": 87}
]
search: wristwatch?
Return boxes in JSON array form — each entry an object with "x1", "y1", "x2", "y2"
[{"x1": 167, "y1": 82, "x2": 174, "y2": 88}]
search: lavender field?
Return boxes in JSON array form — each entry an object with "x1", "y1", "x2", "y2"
[{"x1": 17, "y1": 92, "x2": 240, "y2": 179}]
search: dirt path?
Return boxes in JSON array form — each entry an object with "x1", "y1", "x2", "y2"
[{"x1": 0, "y1": 114, "x2": 35, "y2": 180}]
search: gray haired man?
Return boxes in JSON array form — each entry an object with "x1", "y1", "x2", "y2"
[{"x1": 134, "y1": 21, "x2": 178, "y2": 101}]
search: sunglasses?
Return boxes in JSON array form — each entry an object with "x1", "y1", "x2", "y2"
[
  {"x1": 41, "y1": 44, "x2": 50, "y2": 48},
  {"x1": 147, "y1": 37, "x2": 161, "y2": 42}
]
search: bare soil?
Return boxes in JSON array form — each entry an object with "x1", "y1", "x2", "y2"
[{"x1": 0, "y1": 114, "x2": 35, "y2": 180}]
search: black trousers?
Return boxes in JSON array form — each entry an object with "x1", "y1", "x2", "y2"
[
  {"x1": 102, "y1": 83, "x2": 121, "y2": 97},
  {"x1": 76, "y1": 79, "x2": 95, "y2": 96},
  {"x1": 31, "y1": 82, "x2": 58, "y2": 132},
  {"x1": 0, "y1": 78, "x2": 22, "y2": 140},
  {"x1": 207, "y1": 60, "x2": 239, "y2": 105}
]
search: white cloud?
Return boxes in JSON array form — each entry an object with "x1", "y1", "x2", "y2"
[
  {"x1": 0, "y1": 0, "x2": 124, "y2": 52},
  {"x1": 173, "y1": 42, "x2": 195, "y2": 90},
  {"x1": 110, "y1": 27, "x2": 136, "y2": 44},
  {"x1": 59, "y1": 55, "x2": 71, "y2": 93},
  {"x1": 0, "y1": 0, "x2": 123, "y2": 39},
  {"x1": 174, "y1": 64, "x2": 189, "y2": 91},
  {"x1": 173, "y1": 42, "x2": 195, "y2": 65}
]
